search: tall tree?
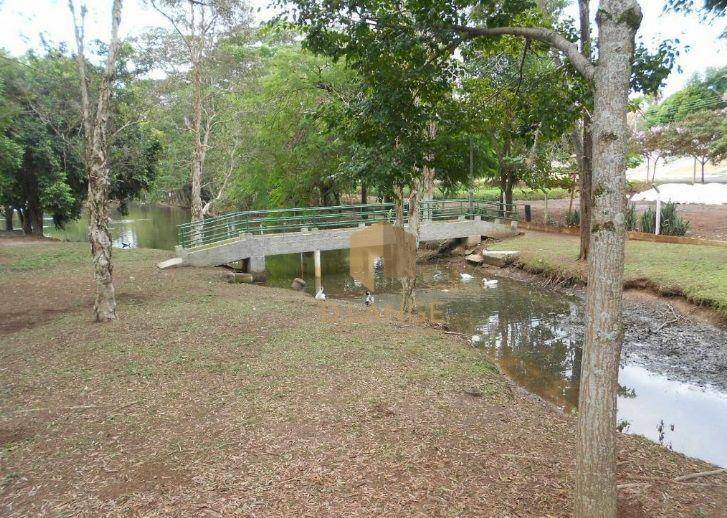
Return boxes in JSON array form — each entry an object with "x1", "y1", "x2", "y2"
[
  {"x1": 147, "y1": 0, "x2": 249, "y2": 227},
  {"x1": 575, "y1": 0, "x2": 593, "y2": 260},
  {"x1": 668, "y1": 108, "x2": 727, "y2": 182},
  {"x1": 460, "y1": 39, "x2": 579, "y2": 212},
  {"x1": 0, "y1": 50, "x2": 86, "y2": 235},
  {"x1": 288, "y1": 0, "x2": 644, "y2": 513},
  {"x1": 69, "y1": 0, "x2": 124, "y2": 322}
]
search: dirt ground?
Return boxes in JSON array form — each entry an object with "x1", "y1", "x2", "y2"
[
  {"x1": 1, "y1": 236, "x2": 726, "y2": 516},
  {"x1": 521, "y1": 198, "x2": 727, "y2": 241}
]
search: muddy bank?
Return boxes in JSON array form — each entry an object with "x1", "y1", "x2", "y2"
[
  {"x1": 621, "y1": 294, "x2": 727, "y2": 392},
  {"x1": 429, "y1": 249, "x2": 727, "y2": 392}
]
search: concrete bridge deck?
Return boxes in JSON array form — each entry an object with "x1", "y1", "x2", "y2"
[
  {"x1": 174, "y1": 217, "x2": 518, "y2": 270},
  {"x1": 161, "y1": 200, "x2": 519, "y2": 271}
]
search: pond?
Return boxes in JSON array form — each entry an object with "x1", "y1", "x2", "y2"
[
  {"x1": 3, "y1": 203, "x2": 190, "y2": 250},
  {"x1": 267, "y1": 249, "x2": 727, "y2": 468}
]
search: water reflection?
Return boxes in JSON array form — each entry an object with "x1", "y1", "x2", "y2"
[
  {"x1": 267, "y1": 250, "x2": 727, "y2": 467},
  {"x1": 43, "y1": 204, "x2": 189, "y2": 250},
  {"x1": 618, "y1": 364, "x2": 727, "y2": 467}
]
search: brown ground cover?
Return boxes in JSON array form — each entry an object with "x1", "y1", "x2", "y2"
[{"x1": 1, "y1": 236, "x2": 726, "y2": 516}]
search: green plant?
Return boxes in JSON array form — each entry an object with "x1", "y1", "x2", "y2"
[
  {"x1": 659, "y1": 202, "x2": 690, "y2": 236},
  {"x1": 624, "y1": 204, "x2": 638, "y2": 231},
  {"x1": 565, "y1": 210, "x2": 580, "y2": 227},
  {"x1": 640, "y1": 202, "x2": 689, "y2": 236},
  {"x1": 640, "y1": 206, "x2": 656, "y2": 233}
]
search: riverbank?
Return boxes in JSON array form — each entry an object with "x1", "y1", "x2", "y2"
[
  {"x1": 1, "y1": 236, "x2": 726, "y2": 515},
  {"x1": 488, "y1": 230, "x2": 727, "y2": 320}
]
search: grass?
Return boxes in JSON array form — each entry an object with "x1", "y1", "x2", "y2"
[
  {"x1": 489, "y1": 231, "x2": 727, "y2": 318},
  {"x1": 1, "y1": 236, "x2": 725, "y2": 515},
  {"x1": 435, "y1": 185, "x2": 572, "y2": 202}
]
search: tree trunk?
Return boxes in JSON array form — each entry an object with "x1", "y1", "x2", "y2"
[
  {"x1": 19, "y1": 208, "x2": 31, "y2": 235},
  {"x1": 646, "y1": 156, "x2": 650, "y2": 183},
  {"x1": 505, "y1": 172, "x2": 515, "y2": 216},
  {"x1": 568, "y1": 170, "x2": 577, "y2": 215},
  {"x1": 400, "y1": 184, "x2": 422, "y2": 314},
  {"x1": 575, "y1": 1, "x2": 641, "y2": 516},
  {"x1": 361, "y1": 182, "x2": 368, "y2": 204},
  {"x1": 692, "y1": 157, "x2": 696, "y2": 184},
  {"x1": 29, "y1": 201, "x2": 44, "y2": 236},
  {"x1": 577, "y1": 0, "x2": 593, "y2": 261},
  {"x1": 189, "y1": 15, "x2": 205, "y2": 225},
  {"x1": 70, "y1": 0, "x2": 123, "y2": 322},
  {"x1": 701, "y1": 160, "x2": 705, "y2": 183},
  {"x1": 4, "y1": 207, "x2": 13, "y2": 231}
]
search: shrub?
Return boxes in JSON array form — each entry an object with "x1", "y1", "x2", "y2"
[
  {"x1": 624, "y1": 204, "x2": 638, "y2": 231},
  {"x1": 565, "y1": 210, "x2": 580, "y2": 227},
  {"x1": 641, "y1": 206, "x2": 656, "y2": 233},
  {"x1": 640, "y1": 202, "x2": 689, "y2": 236},
  {"x1": 659, "y1": 202, "x2": 690, "y2": 236}
]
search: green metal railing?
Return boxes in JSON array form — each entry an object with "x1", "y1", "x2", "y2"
[{"x1": 177, "y1": 199, "x2": 518, "y2": 249}]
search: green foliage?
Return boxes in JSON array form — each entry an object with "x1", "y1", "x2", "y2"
[
  {"x1": 0, "y1": 47, "x2": 160, "y2": 232},
  {"x1": 667, "y1": 108, "x2": 727, "y2": 167},
  {"x1": 644, "y1": 66, "x2": 727, "y2": 126},
  {"x1": 660, "y1": 202, "x2": 690, "y2": 236},
  {"x1": 640, "y1": 206, "x2": 656, "y2": 233},
  {"x1": 640, "y1": 202, "x2": 690, "y2": 236},
  {"x1": 631, "y1": 39, "x2": 681, "y2": 95},
  {"x1": 565, "y1": 210, "x2": 580, "y2": 227},
  {"x1": 624, "y1": 204, "x2": 638, "y2": 231}
]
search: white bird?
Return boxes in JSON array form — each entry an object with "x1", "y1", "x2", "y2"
[
  {"x1": 433, "y1": 270, "x2": 446, "y2": 281},
  {"x1": 459, "y1": 273, "x2": 474, "y2": 282},
  {"x1": 315, "y1": 287, "x2": 326, "y2": 301},
  {"x1": 482, "y1": 278, "x2": 499, "y2": 288},
  {"x1": 470, "y1": 334, "x2": 482, "y2": 344},
  {"x1": 364, "y1": 290, "x2": 375, "y2": 306}
]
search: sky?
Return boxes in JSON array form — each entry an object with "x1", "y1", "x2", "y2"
[{"x1": 0, "y1": 0, "x2": 724, "y2": 97}]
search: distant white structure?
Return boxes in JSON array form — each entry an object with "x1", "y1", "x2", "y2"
[{"x1": 631, "y1": 183, "x2": 727, "y2": 205}]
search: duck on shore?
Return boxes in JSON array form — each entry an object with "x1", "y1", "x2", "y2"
[
  {"x1": 315, "y1": 287, "x2": 326, "y2": 301},
  {"x1": 364, "y1": 290, "x2": 375, "y2": 306}
]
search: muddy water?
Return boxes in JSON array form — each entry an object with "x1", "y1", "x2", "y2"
[
  {"x1": 4, "y1": 204, "x2": 190, "y2": 250},
  {"x1": 267, "y1": 250, "x2": 727, "y2": 467}
]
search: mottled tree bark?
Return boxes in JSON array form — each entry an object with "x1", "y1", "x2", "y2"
[
  {"x1": 575, "y1": 1, "x2": 641, "y2": 516},
  {"x1": 70, "y1": 0, "x2": 123, "y2": 322},
  {"x1": 400, "y1": 184, "x2": 422, "y2": 315},
  {"x1": 190, "y1": 43, "x2": 205, "y2": 225}
]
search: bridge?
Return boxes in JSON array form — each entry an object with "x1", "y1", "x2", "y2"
[{"x1": 161, "y1": 199, "x2": 519, "y2": 271}]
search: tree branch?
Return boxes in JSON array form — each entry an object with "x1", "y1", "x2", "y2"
[
  {"x1": 452, "y1": 25, "x2": 595, "y2": 82},
  {"x1": 149, "y1": 0, "x2": 194, "y2": 54}
]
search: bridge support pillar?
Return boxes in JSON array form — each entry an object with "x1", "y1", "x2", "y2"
[
  {"x1": 314, "y1": 249, "x2": 321, "y2": 279},
  {"x1": 248, "y1": 255, "x2": 266, "y2": 273}
]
